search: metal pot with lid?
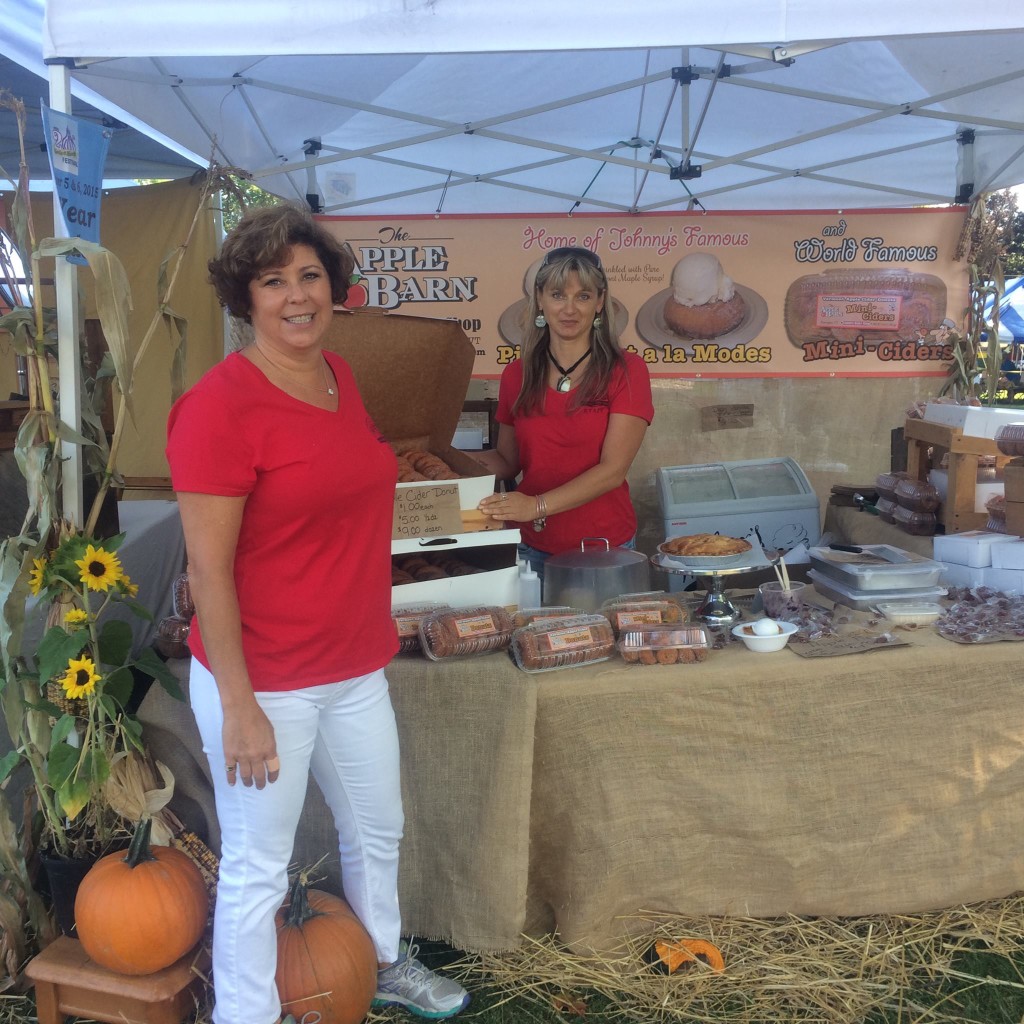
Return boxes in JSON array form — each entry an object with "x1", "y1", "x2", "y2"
[{"x1": 543, "y1": 538, "x2": 650, "y2": 612}]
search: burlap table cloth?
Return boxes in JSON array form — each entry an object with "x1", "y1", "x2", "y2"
[
  {"x1": 140, "y1": 622, "x2": 1024, "y2": 955},
  {"x1": 525, "y1": 625, "x2": 1024, "y2": 950},
  {"x1": 138, "y1": 656, "x2": 538, "y2": 952}
]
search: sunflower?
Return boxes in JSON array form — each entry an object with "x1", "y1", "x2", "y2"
[
  {"x1": 74, "y1": 544, "x2": 123, "y2": 592},
  {"x1": 28, "y1": 557, "x2": 48, "y2": 596},
  {"x1": 119, "y1": 574, "x2": 139, "y2": 599},
  {"x1": 59, "y1": 655, "x2": 101, "y2": 699},
  {"x1": 63, "y1": 608, "x2": 90, "y2": 628}
]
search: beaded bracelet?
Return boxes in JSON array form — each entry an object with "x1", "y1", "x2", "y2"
[{"x1": 533, "y1": 493, "x2": 548, "y2": 532}]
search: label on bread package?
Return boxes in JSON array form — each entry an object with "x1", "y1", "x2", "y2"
[
  {"x1": 453, "y1": 613, "x2": 498, "y2": 638},
  {"x1": 815, "y1": 293, "x2": 901, "y2": 331},
  {"x1": 616, "y1": 609, "x2": 667, "y2": 628},
  {"x1": 394, "y1": 615, "x2": 421, "y2": 637},
  {"x1": 544, "y1": 625, "x2": 598, "y2": 651}
]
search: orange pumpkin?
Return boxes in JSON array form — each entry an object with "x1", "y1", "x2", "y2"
[
  {"x1": 651, "y1": 937, "x2": 726, "y2": 974},
  {"x1": 74, "y1": 818, "x2": 209, "y2": 975},
  {"x1": 275, "y1": 872, "x2": 377, "y2": 1024}
]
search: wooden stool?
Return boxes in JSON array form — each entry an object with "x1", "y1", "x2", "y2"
[{"x1": 26, "y1": 936, "x2": 209, "y2": 1024}]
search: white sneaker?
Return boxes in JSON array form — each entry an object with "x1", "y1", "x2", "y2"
[{"x1": 372, "y1": 940, "x2": 470, "y2": 1019}]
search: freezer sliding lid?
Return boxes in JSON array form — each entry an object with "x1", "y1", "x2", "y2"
[{"x1": 657, "y1": 457, "x2": 818, "y2": 518}]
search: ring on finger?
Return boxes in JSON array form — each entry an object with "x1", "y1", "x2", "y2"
[{"x1": 225, "y1": 764, "x2": 236, "y2": 773}]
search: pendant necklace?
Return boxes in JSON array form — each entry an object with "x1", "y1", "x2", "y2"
[
  {"x1": 254, "y1": 344, "x2": 335, "y2": 395},
  {"x1": 548, "y1": 347, "x2": 592, "y2": 393}
]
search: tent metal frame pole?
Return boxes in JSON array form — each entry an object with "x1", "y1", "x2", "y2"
[{"x1": 48, "y1": 61, "x2": 84, "y2": 528}]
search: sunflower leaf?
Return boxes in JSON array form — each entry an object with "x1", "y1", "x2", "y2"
[
  {"x1": 97, "y1": 619, "x2": 132, "y2": 668},
  {"x1": 36, "y1": 626, "x2": 89, "y2": 685}
]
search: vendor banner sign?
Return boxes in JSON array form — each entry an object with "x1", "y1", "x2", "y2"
[
  {"x1": 319, "y1": 209, "x2": 966, "y2": 378},
  {"x1": 42, "y1": 105, "x2": 111, "y2": 264}
]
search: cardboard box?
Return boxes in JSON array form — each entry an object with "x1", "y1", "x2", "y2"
[
  {"x1": 323, "y1": 309, "x2": 496, "y2": 537},
  {"x1": 1005, "y1": 500, "x2": 1024, "y2": 538},
  {"x1": 391, "y1": 528, "x2": 521, "y2": 608},
  {"x1": 932, "y1": 529, "x2": 1019, "y2": 567},
  {"x1": 1004, "y1": 462, "x2": 1024, "y2": 504}
]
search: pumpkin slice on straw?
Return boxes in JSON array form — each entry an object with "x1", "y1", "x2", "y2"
[{"x1": 645, "y1": 937, "x2": 725, "y2": 974}]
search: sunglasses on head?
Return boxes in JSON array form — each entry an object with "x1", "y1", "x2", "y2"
[{"x1": 540, "y1": 246, "x2": 602, "y2": 270}]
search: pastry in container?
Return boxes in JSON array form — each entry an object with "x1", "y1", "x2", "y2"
[
  {"x1": 894, "y1": 477, "x2": 940, "y2": 513},
  {"x1": 418, "y1": 605, "x2": 515, "y2": 660},
  {"x1": 994, "y1": 423, "x2": 1024, "y2": 458},
  {"x1": 986, "y1": 492, "x2": 1006, "y2": 523},
  {"x1": 513, "y1": 606, "x2": 583, "y2": 629},
  {"x1": 601, "y1": 596, "x2": 687, "y2": 636},
  {"x1": 892, "y1": 504, "x2": 937, "y2": 536},
  {"x1": 154, "y1": 615, "x2": 191, "y2": 660},
  {"x1": 874, "y1": 471, "x2": 910, "y2": 501},
  {"x1": 875, "y1": 497, "x2": 898, "y2": 523},
  {"x1": 618, "y1": 625, "x2": 711, "y2": 665},
  {"x1": 392, "y1": 603, "x2": 451, "y2": 654},
  {"x1": 172, "y1": 572, "x2": 194, "y2": 619},
  {"x1": 510, "y1": 614, "x2": 616, "y2": 673}
]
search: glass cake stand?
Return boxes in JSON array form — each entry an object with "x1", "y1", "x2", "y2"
[{"x1": 650, "y1": 550, "x2": 781, "y2": 627}]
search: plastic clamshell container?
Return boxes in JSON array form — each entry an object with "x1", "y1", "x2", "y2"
[
  {"x1": 510, "y1": 614, "x2": 616, "y2": 673},
  {"x1": 618, "y1": 625, "x2": 711, "y2": 666},
  {"x1": 994, "y1": 423, "x2": 1024, "y2": 457},
  {"x1": 894, "y1": 477, "x2": 940, "y2": 513},
  {"x1": 875, "y1": 497, "x2": 898, "y2": 523},
  {"x1": 600, "y1": 596, "x2": 688, "y2": 636},
  {"x1": 875, "y1": 471, "x2": 909, "y2": 501},
  {"x1": 808, "y1": 545, "x2": 944, "y2": 590},
  {"x1": 418, "y1": 605, "x2": 515, "y2": 660},
  {"x1": 392, "y1": 602, "x2": 451, "y2": 654},
  {"x1": 808, "y1": 569, "x2": 947, "y2": 611},
  {"x1": 874, "y1": 601, "x2": 944, "y2": 625},
  {"x1": 513, "y1": 606, "x2": 583, "y2": 629},
  {"x1": 892, "y1": 504, "x2": 937, "y2": 536}
]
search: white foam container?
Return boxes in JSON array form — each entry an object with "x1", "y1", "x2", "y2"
[
  {"x1": 938, "y1": 561, "x2": 985, "y2": 588},
  {"x1": 978, "y1": 566, "x2": 1024, "y2": 593},
  {"x1": 932, "y1": 530, "x2": 1020, "y2": 568},
  {"x1": 928, "y1": 469, "x2": 1004, "y2": 513},
  {"x1": 990, "y1": 539, "x2": 1024, "y2": 570},
  {"x1": 808, "y1": 569, "x2": 947, "y2": 611}
]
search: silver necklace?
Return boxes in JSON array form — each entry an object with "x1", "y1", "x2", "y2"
[
  {"x1": 254, "y1": 344, "x2": 335, "y2": 395},
  {"x1": 548, "y1": 347, "x2": 592, "y2": 393}
]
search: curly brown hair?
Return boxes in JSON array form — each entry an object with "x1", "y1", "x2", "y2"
[{"x1": 208, "y1": 203, "x2": 353, "y2": 321}]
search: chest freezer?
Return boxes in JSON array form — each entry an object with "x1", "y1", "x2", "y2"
[{"x1": 657, "y1": 457, "x2": 821, "y2": 554}]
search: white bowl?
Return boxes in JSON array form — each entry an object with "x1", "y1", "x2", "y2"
[{"x1": 731, "y1": 619, "x2": 799, "y2": 652}]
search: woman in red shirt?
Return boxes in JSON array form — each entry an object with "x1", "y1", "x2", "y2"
[{"x1": 477, "y1": 247, "x2": 654, "y2": 573}]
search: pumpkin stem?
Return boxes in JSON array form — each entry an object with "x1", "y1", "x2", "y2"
[
  {"x1": 283, "y1": 869, "x2": 321, "y2": 927},
  {"x1": 124, "y1": 818, "x2": 157, "y2": 869}
]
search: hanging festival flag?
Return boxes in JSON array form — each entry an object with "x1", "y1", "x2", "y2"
[{"x1": 41, "y1": 104, "x2": 112, "y2": 265}]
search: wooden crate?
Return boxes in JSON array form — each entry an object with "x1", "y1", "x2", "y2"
[{"x1": 903, "y1": 417, "x2": 1010, "y2": 534}]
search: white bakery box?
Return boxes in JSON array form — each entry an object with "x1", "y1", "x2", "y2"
[
  {"x1": 656, "y1": 457, "x2": 821, "y2": 592},
  {"x1": 390, "y1": 528, "x2": 521, "y2": 609}
]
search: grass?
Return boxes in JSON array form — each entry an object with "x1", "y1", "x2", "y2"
[{"x1": 4, "y1": 905, "x2": 1024, "y2": 1024}]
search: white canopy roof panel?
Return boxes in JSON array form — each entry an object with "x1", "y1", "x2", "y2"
[{"x1": 12, "y1": 1, "x2": 1024, "y2": 213}]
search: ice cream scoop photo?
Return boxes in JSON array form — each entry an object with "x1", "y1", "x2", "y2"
[{"x1": 635, "y1": 251, "x2": 768, "y2": 350}]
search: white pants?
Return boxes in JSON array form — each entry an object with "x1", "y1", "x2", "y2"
[{"x1": 189, "y1": 660, "x2": 404, "y2": 1024}]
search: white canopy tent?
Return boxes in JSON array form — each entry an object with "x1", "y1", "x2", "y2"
[
  {"x1": 7, "y1": 0, "x2": 1024, "y2": 519},
  {"x1": 13, "y1": 1, "x2": 1024, "y2": 215}
]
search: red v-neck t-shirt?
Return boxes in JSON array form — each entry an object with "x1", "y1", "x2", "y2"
[
  {"x1": 496, "y1": 352, "x2": 653, "y2": 555},
  {"x1": 166, "y1": 350, "x2": 399, "y2": 690}
]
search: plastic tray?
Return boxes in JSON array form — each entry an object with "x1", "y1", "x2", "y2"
[
  {"x1": 874, "y1": 601, "x2": 944, "y2": 624},
  {"x1": 510, "y1": 614, "x2": 616, "y2": 673},
  {"x1": 808, "y1": 545, "x2": 944, "y2": 590},
  {"x1": 618, "y1": 625, "x2": 710, "y2": 666},
  {"x1": 808, "y1": 569, "x2": 947, "y2": 611}
]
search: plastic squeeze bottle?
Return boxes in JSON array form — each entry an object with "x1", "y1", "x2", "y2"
[{"x1": 518, "y1": 560, "x2": 542, "y2": 610}]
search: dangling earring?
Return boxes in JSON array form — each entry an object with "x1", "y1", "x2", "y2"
[
  {"x1": 534, "y1": 313, "x2": 547, "y2": 328},
  {"x1": 593, "y1": 314, "x2": 603, "y2": 329}
]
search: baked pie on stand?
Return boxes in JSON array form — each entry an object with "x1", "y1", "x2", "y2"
[{"x1": 652, "y1": 534, "x2": 780, "y2": 627}]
